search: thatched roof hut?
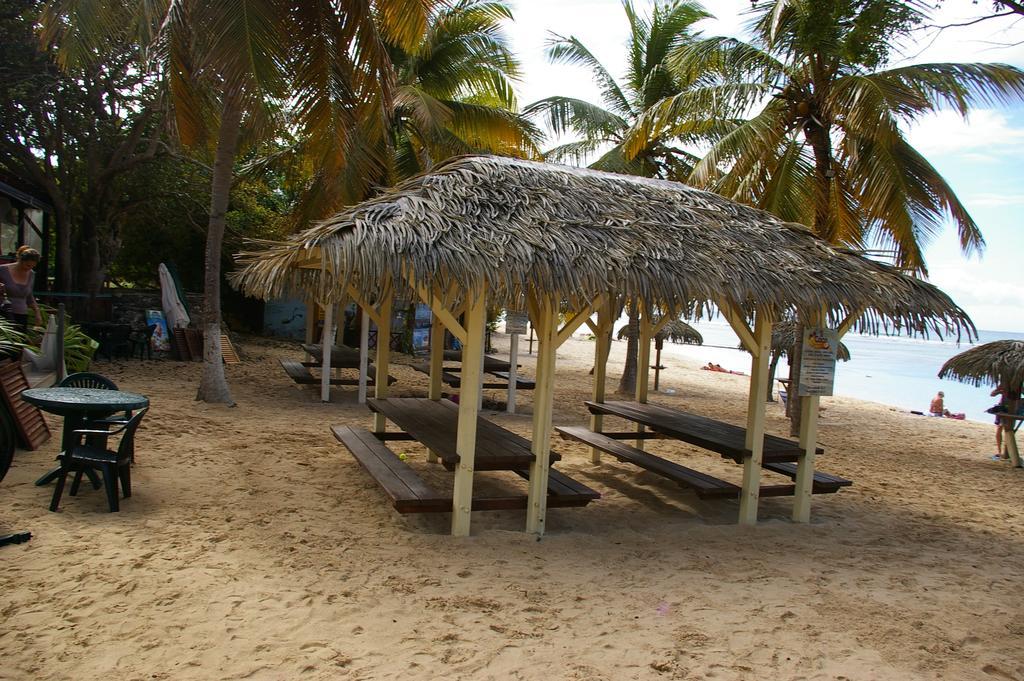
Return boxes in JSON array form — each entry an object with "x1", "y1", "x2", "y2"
[
  {"x1": 618, "y1": 318, "x2": 703, "y2": 345},
  {"x1": 234, "y1": 155, "x2": 971, "y2": 337},
  {"x1": 234, "y1": 155, "x2": 977, "y2": 536},
  {"x1": 938, "y1": 340, "x2": 1024, "y2": 392}
]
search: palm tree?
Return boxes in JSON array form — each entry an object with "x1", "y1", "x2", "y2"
[
  {"x1": 636, "y1": 0, "x2": 1024, "y2": 272},
  {"x1": 312, "y1": 0, "x2": 540, "y2": 212},
  {"x1": 629, "y1": 0, "x2": 1024, "y2": 431},
  {"x1": 525, "y1": 0, "x2": 711, "y2": 394},
  {"x1": 41, "y1": 0, "x2": 432, "y2": 404}
]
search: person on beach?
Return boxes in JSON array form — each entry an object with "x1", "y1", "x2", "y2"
[
  {"x1": 929, "y1": 391, "x2": 945, "y2": 416},
  {"x1": 0, "y1": 246, "x2": 42, "y2": 331},
  {"x1": 989, "y1": 384, "x2": 1010, "y2": 459}
]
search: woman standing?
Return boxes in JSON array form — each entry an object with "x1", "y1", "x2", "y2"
[{"x1": 0, "y1": 246, "x2": 42, "y2": 331}]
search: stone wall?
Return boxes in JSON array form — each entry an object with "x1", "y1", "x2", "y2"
[{"x1": 110, "y1": 290, "x2": 203, "y2": 327}]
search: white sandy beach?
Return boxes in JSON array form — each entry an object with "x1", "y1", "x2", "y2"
[{"x1": 2, "y1": 332, "x2": 1022, "y2": 680}]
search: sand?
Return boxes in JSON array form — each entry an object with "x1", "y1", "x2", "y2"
[{"x1": 1, "y1": 332, "x2": 1022, "y2": 681}]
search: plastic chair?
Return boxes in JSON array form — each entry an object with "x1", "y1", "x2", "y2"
[
  {"x1": 129, "y1": 325, "x2": 156, "y2": 360},
  {"x1": 57, "y1": 372, "x2": 132, "y2": 456},
  {"x1": 50, "y1": 408, "x2": 147, "y2": 512},
  {"x1": 58, "y1": 372, "x2": 118, "y2": 390}
]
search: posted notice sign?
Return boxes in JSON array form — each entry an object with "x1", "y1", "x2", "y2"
[
  {"x1": 798, "y1": 327, "x2": 839, "y2": 397},
  {"x1": 505, "y1": 311, "x2": 528, "y2": 335}
]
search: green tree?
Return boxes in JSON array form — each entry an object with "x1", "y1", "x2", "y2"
[
  {"x1": 0, "y1": 0, "x2": 171, "y2": 292},
  {"x1": 525, "y1": 0, "x2": 711, "y2": 394},
  {"x1": 640, "y1": 0, "x2": 1024, "y2": 271},
  {"x1": 633, "y1": 0, "x2": 1024, "y2": 429},
  {"x1": 288, "y1": 0, "x2": 540, "y2": 221},
  {"x1": 42, "y1": 0, "x2": 431, "y2": 404}
]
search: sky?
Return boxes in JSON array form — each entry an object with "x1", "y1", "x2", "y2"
[{"x1": 501, "y1": 0, "x2": 1024, "y2": 333}]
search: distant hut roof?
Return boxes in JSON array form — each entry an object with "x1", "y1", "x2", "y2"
[
  {"x1": 618, "y1": 318, "x2": 703, "y2": 345},
  {"x1": 233, "y1": 155, "x2": 972, "y2": 337},
  {"x1": 939, "y1": 340, "x2": 1024, "y2": 392}
]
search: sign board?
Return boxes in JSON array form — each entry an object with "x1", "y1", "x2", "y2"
[
  {"x1": 798, "y1": 327, "x2": 838, "y2": 397},
  {"x1": 505, "y1": 310, "x2": 528, "y2": 335}
]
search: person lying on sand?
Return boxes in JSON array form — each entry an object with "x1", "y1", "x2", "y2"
[{"x1": 701, "y1": 362, "x2": 745, "y2": 375}]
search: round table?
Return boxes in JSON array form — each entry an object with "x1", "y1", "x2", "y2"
[{"x1": 22, "y1": 387, "x2": 150, "y2": 486}]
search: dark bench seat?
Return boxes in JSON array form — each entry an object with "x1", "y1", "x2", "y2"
[
  {"x1": 761, "y1": 462, "x2": 852, "y2": 493},
  {"x1": 557, "y1": 426, "x2": 834, "y2": 499},
  {"x1": 556, "y1": 426, "x2": 740, "y2": 498},
  {"x1": 280, "y1": 359, "x2": 395, "y2": 387},
  {"x1": 333, "y1": 426, "x2": 598, "y2": 514}
]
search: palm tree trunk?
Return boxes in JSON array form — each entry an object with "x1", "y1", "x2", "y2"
[
  {"x1": 196, "y1": 90, "x2": 243, "y2": 405},
  {"x1": 788, "y1": 331, "x2": 804, "y2": 437},
  {"x1": 617, "y1": 307, "x2": 639, "y2": 394},
  {"x1": 766, "y1": 351, "x2": 780, "y2": 402}
]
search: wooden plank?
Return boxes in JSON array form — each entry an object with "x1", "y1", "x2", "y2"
[
  {"x1": 556, "y1": 426, "x2": 739, "y2": 498},
  {"x1": 184, "y1": 329, "x2": 203, "y2": 362},
  {"x1": 281, "y1": 359, "x2": 389, "y2": 386},
  {"x1": 585, "y1": 400, "x2": 822, "y2": 462},
  {"x1": 220, "y1": 335, "x2": 240, "y2": 364},
  {"x1": 763, "y1": 462, "x2": 851, "y2": 492},
  {"x1": 172, "y1": 328, "x2": 190, "y2": 361},
  {"x1": 0, "y1": 361, "x2": 50, "y2": 450}
]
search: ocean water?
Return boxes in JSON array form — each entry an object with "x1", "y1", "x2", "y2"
[{"x1": 638, "y1": 320, "x2": 1024, "y2": 424}]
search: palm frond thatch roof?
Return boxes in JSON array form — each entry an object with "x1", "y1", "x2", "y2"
[
  {"x1": 938, "y1": 340, "x2": 1024, "y2": 391},
  {"x1": 617, "y1": 319, "x2": 703, "y2": 345},
  {"x1": 233, "y1": 155, "x2": 972, "y2": 337}
]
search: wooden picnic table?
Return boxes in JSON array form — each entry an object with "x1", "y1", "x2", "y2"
[
  {"x1": 442, "y1": 350, "x2": 514, "y2": 373},
  {"x1": 585, "y1": 400, "x2": 823, "y2": 464},
  {"x1": 556, "y1": 400, "x2": 850, "y2": 500},
  {"x1": 301, "y1": 343, "x2": 362, "y2": 367},
  {"x1": 334, "y1": 398, "x2": 597, "y2": 514},
  {"x1": 367, "y1": 397, "x2": 556, "y2": 470}
]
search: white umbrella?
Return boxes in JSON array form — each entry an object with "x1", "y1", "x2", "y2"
[{"x1": 159, "y1": 263, "x2": 190, "y2": 329}]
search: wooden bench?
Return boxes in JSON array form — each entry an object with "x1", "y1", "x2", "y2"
[
  {"x1": 556, "y1": 426, "x2": 740, "y2": 498},
  {"x1": 280, "y1": 359, "x2": 395, "y2": 386},
  {"x1": 761, "y1": 462, "x2": 852, "y2": 493},
  {"x1": 409, "y1": 363, "x2": 535, "y2": 390},
  {"x1": 558, "y1": 425, "x2": 849, "y2": 499},
  {"x1": 333, "y1": 426, "x2": 598, "y2": 514}
]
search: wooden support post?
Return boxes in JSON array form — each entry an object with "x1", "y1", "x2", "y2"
[
  {"x1": 526, "y1": 296, "x2": 558, "y2": 536},
  {"x1": 320, "y1": 303, "x2": 334, "y2": 403},
  {"x1": 793, "y1": 391, "x2": 820, "y2": 522},
  {"x1": 589, "y1": 302, "x2": 613, "y2": 463},
  {"x1": 55, "y1": 304, "x2": 65, "y2": 382},
  {"x1": 634, "y1": 307, "x2": 652, "y2": 450},
  {"x1": 739, "y1": 310, "x2": 772, "y2": 525},
  {"x1": 1005, "y1": 426, "x2": 1021, "y2": 468},
  {"x1": 793, "y1": 309, "x2": 826, "y2": 521},
  {"x1": 451, "y1": 287, "x2": 487, "y2": 537},
  {"x1": 357, "y1": 307, "x2": 370, "y2": 404},
  {"x1": 507, "y1": 332, "x2": 519, "y2": 414},
  {"x1": 304, "y1": 301, "x2": 316, "y2": 361},
  {"x1": 424, "y1": 313, "x2": 446, "y2": 463},
  {"x1": 373, "y1": 295, "x2": 392, "y2": 433}
]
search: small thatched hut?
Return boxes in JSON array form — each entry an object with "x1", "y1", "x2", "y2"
[
  {"x1": 234, "y1": 155, "x2": 972, "y2": 536},
  {"x1": 940, "y1": 340, "x2": 1024, "y2": 466}
]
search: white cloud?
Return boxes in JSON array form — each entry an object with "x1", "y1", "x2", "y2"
[
  {"x1": 905, "y1": 109, "x2": 1024, "y2": 158},
  {"x1": 964, "y1": 192, "x2": 1024, "y2": 207}
]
